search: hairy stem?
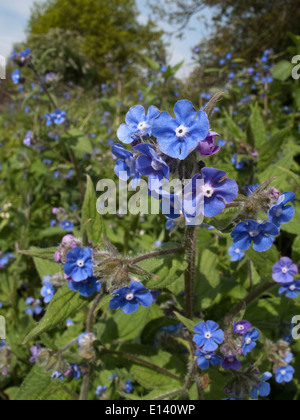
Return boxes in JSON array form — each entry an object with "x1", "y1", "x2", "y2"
[
  {"x1": 130, "y1": 247, "x2": 185, "y2": 265},
  {"x1": 184, "y1": 226, "x2": 197, "y2": 319}
]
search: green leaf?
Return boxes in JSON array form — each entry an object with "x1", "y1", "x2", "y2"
[
  {"x1": 225, "y1": 112, "x2": 246, "y2": 142},
  {"x1": 34, "y1": 256, "x2": 62, "y2": 281},
  {"x1": 246, "y1": 246, "x2": 278, "y2": 280},
  {"x1": 62, "y1": 129, "x2": 93, "y2": 154},
  {"x1": 248, "y1": 105, "x2": 268, "y2": 148},
  {"x1": 19, "y1": 247, "x2": 59, "y2": 262},
  {"x1": 257, "y1": 128, "x2": 291, "y2": 169},
  {"x1": 23, "y1": 284, "x2": 90, "y2": 343},
  {"x1": 206, "y1": 206, "x2": 242, "y2": 233},
  {"x1": 15, "y1": 365, "x2": 66, "y2": 401},
  {"x1": 81, "y1": 175, "x2": 104, "y2": 245},
  {"x1": 173, "y1": 311, "x2": 196, "y2": 332},
  {"x1": 272, "y1": 60, "x2": 294, "y2": 81}
]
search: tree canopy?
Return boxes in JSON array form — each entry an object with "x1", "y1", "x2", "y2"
[{"x1": 27, "y1": 0, "x2": 165, "y2": 82}]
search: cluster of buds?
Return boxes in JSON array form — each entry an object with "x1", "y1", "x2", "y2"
[
  {"x1": 0, "y1": 203, "x2": 12, "y2": 220},
  {"x1": 54, "y1": 234, "x2": 82, "y2": 264},
  {"x1": 36, "y1": 348, "x2": 70, "y2": 376},
  {"x1": 93, "y1": 236, "x2": 154, "y2": 293},
  {"x1": 78, "y1": 333, "x2": 96, "y2": 361},
  {"x1": 238, "y1": 178, "x2": 280, "y2": 220},
  {"x1": 225, "y1": 367, "x2": 261, "y2": 399},
  {"x1": 265, "y1": 338, "x2": 293, "y2": 373}
]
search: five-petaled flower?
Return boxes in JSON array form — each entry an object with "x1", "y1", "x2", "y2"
[
  {"x1": 64, "y1": 247, "x2": 94, "y2": 282},
  {"x1": 228, "y1": 245, "x2": 245, "y2": 262},
  {"x1": 117, "y1": 105, "x2": 160, "y2": 144},
  {"x1": 109, "y1": 281, "x2": 153, "y2": 314},
  {"x1": 195, "y1": 350, "x2": 223, "y2": 369},
  {"x1": 279, "y1": 281, "x2": 300, "y2": 299},
  {"x1": 272, "y1": 257, "x2": 298, "y2": 284},
  {"x1": 41, "y1": 279, "x2": 55, "y2": 304},
  {"x1": 233, "y1": 320, "x2": 252, "y2": 336},
  {"x1": 193, "y1": 321, "x2": 224, "y2": 352},
  {"x1": 152, "y1": 100, "x2": 209, "y2": 160},
  {"x1": 231, "y1": 220, "x2": 279, "y2": 252},
  {"x1": 275, "y1": 365, "x2": 295, "y2": 384},
  {"x1": 268, "y1": 192, "x2": 295, "y2": 228}
]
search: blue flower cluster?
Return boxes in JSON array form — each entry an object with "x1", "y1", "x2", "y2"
[
  {"x1": 231, "y1": 191, "x2": 295, "y2": 253},
  {"x1": 0, "y1": 253, "x2": 15, "y2": 268},
  {"x1": 45, "y1": 110, "x2": 66, "y2": 126}
]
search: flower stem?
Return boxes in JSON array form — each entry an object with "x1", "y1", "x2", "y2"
[
  {"x1": 184, "y1": 226, "x2": 197, "y2": 319},
  {"x1": 129, "y1": 247, "x2": 185, "y2": 265}
]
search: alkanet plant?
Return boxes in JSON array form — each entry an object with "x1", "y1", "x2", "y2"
[{"x1": 0, "y1": 44, "x2": 299, "y2": 401}]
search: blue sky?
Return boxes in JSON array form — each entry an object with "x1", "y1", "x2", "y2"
[{"x1": 0, "y1": 0, "x2": 213, "y2": 77}]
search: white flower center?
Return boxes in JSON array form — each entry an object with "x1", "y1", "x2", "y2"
[
  {"x1": 126, "y1": 293, "x2": 135, "y2": 301},
  {"x1": 205, "y1": 355, "x2": 212, "y2": 360},
  {"x1": 47, "y1": 288, "x2": 52, "y2": 295},
  {"x1": 282, "y1": 267, "x2": 288, "y2": 274},
  {"x1": 203, "y1": 184, "x2": 214, "y2": 198},
  {"x1": 249, "y1": 230, "x2": 259, "y2": 238},
  {"x1": 289, "y1": 285, "x2": 296, "y2": 291},
  {"x1": 237, "y1": 325, "x2": 244, "y2": 331},
  {"x1": 205, "y1": 332, "x2": 212, "y2": 339},
  {"x1": 77, "y1": 260, "x2": 85, "y2": 268},
  {"x1": 275, "y1": 208, "x2": 283, "y2": 217},
  {"x1": 281, "y1": 370, "x2": 286, "y2": 376},
  {"x1": 151, "y1": 160, "x2": 161, "y2": 171},
  {"x1": 235, "y1": 249, "x2": 241, "y2": 254},
  {"x1": 175, "y1": 125, "x2": 189, "y2": 138},
  {"x1": 137, "y1": 121, "x2": 149, "y2": 132},
  {"x1": 246, "y1": 338, "x2": 252, "y2": 345}
]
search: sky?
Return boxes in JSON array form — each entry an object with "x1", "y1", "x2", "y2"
[{"x1": 0, "y1": 0, "x2": 213, "y2": 78}]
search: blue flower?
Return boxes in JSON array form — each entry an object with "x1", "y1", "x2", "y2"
[
  {"x1": 279, "y1": 281, "x2": 300, "y2": 299},
  {"x1": 194, "y1": 168, "x2": 238, "y2": 218},
  {"x1": 242, "y1": 329, "x2": 259, "y2": 356},
  {"x1": 25, "y1": 298, "x2": 42, "y2": 316},
  {"x1": 222, "y1": 355, "x2": 242, "y2": 371},
  {"x1": 275, "y1": 366, "x2": 295, "y2": 384},
  {"x1": 165, "y1": 219, "x2": 175, "y2": 231},
  {"x1": 152, "y1": 100, "x2": 209, "y2": 160},
  {"x1": 68, "y1": 277, "x2": 101, "y2": 298},
  {"x1": 11, "y1": 69, "x2": 21, "y2": 84},
  {"x1": 228, "y1": 245, "x2": 245, "y2": 262},
  {"x1": 52, "y1": 371, "x2": 64, "y2": 381},
  {"x1": 231, "y1": 153, "x2": 244, "y2": 170},
  {"x1": 272, "y1": 257, "x2": 298, "y2": 284},
  {"x1": 60, "y1": 220, "x2": 74, "y2": 232},
  {"x1": 195, "y1": 350, "x2": 223, "y2": 369},
  {"x1": 51, "y1": 110, "x2": 66, "y2": 125},
  {"x1": 64, "y1": 247, "x2": 94, "y2": 282},
  {"x1": 45, "y1": 113, "x2": 53, "y2": 126},
  {"x1": 70, "y1": 363, "x2": 81, "y2": 380},
  {"x1": 112, "y1": 143, "x2": 140, "y2": 188},
  {"x1": 41, "y1": 281, "x2": 55, "y2": 304},
  {"x1": 125, "y1": 380, "x2": 133, "y2": 394},
  {"x1": 251, "y1": 372, "x2": 272, "y2": 399},
  {"x1": 233, "y1": 321, "x2": 252, "y2": 335},
  {"x1": 193, "y1": 321, "x2": 224, "y2": 352},
  {"x1": 109, "y1": 281, "x2": 153, "y2": 314},
  {"x1": 134, "y1": 143, "x2": 169, "y2": 189},
  {"x1": 96, "y1": 385, "x2": 107, "y2": 397},
  {"x1": 231, "y1": 220, "x2": 279, "y2": 252},
  {"x1": 268, "y1": 192, "x2": 295, "y2": 228},
  {"x1": 117, "y1": 105, "x2": 160, "y2": 144}
]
